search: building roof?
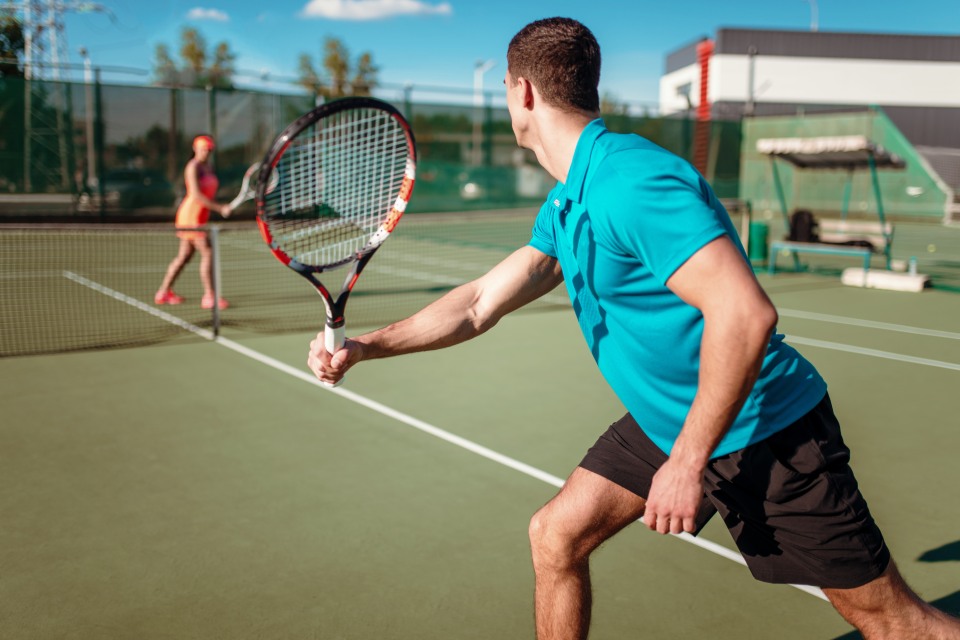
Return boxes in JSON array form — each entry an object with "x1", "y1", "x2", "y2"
[
  {"x1": 664, "y1": 28, "x2": 960, "y2": 74},
  {"x1": 756, "y1": 135, "x2": 906, "y2": 170}
]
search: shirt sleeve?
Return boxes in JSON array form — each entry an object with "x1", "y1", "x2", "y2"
[
  {"x1": 592, "y1": 152, "x2": 728, "y2": 284},
  {"x1": 528, "y1": 186, "x2": 561, "y2": 258}
]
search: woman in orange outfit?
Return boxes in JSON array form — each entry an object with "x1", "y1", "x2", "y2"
[{"x1": 155, "y1": 135, "x2": 232, "y2": 309}]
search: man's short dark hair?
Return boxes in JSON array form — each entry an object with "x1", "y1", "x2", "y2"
[{"x1": 507, "y1": 17, "x2": 601, "y2": 114}]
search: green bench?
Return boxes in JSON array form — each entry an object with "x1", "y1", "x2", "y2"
[{"x1": 768, "y1": 219, "x2": 894, "y2": 275}]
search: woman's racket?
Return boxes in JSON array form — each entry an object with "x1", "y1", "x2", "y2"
[
  {"x1": 229, "y1": 162, "x2": 279, "y2": 210},
  {"x1": 255, "y1": 96, "x2": 416, "y2": 386}
]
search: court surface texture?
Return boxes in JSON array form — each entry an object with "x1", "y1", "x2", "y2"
[{"x1": 2, "y1": 258, "x2": 959, "y2": 639}]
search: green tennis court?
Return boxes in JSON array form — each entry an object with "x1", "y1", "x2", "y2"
[{"x1": 1, "y1": 212, "x2": 959, "y2": 639}]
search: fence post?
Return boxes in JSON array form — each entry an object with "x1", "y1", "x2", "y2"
[
  {"x1": 207, "y1": 85, "x2": 217, "y2": 140},
  {"x1": 23, "y1": 76, "x2": 31, "y2": 192},
  {"x1": 483, "y1": 97, "x2": 493, "y2": 167},
  {"x1": 210, "y1": 224, "x2": 222, "y2": 339},
  {"x1": 94, "y1": 68, "x2": 106, "y2": 218}
]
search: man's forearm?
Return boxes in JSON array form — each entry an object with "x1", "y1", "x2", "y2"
[
  {"x1": 352, "y1": 246, "x2": 562, "y2": 362},
  {"x1": 670, "y1": 307, "x2": 776, "y2": 468},
  {"x1": 353, "y1": 281, "x2": 492, "y2": 361}
]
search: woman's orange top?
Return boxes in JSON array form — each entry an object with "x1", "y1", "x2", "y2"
[{"x1": 175, "y1": 161, "x2": 219, "y2": 229}]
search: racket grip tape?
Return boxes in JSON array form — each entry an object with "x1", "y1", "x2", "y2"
[{"x1": 323, "y1": 324, "x2": 346, "y2": 388}]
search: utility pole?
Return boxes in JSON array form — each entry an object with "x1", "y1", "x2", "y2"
[
  {"x1": 2, "y1": 1, "x2": 112, "y2": 79},
  {"x1": 472, "y1": 59, "x2": 495, "y2": 166},
  {"x1": 1, "y1": 1, "x2": 114, "y2": 192}
]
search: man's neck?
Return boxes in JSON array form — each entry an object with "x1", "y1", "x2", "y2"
[{"x1": 530, "y1": 111, "x2": 597, "y2": 183}]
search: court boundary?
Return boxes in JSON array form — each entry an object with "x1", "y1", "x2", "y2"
[
  {"x1": 65, "y1": 269, "x2": 831, "y2": 602},
  {"x1": 64, "y1": 269, "x2": 960, "y2": 603}
]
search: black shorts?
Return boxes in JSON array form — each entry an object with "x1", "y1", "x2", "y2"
[{"x1": 578, "y1": 393, "x2": 890, "y2": 589}]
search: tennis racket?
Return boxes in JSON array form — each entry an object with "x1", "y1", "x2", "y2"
[
  {"x1": 255, "y1": 96, "x2": 416, "y2": 386},
  {"x1": 229, "y1": 162, "x2": 279, "y2": 210}
]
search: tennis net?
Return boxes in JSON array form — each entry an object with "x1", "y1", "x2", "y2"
[{"x1": 0, "y1": 210, "x2": 571, "y2": 357}]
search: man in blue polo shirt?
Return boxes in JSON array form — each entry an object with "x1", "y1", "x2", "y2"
[
  {"x1": 530, "y1": 119, "x2": 827, "y2": 460},
  {"x1": 307, "y1": 17, "x2": 960, "y2": 640}
]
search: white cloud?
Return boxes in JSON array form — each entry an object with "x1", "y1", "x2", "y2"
[
  {"x1": 300, "y1": 0, "x2": 452, "y2": 21},
  {"x1": 186, "y1": 8, "x2": 230, "y2": 22}
]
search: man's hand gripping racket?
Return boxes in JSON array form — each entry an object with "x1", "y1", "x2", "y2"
[{"x1": 254, "y1": 97, "x2": 416, "y2": 387}]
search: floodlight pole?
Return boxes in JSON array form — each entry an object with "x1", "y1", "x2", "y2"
[
  {"x1": 80, "y1": 47, "x2": 96, "y2": 191},
  {"x1": 473, "y1": 59, "x2": 496, "y2": 166},
  {"x1": 803, "y1": 0, "x2": 819, "y2": 32}
]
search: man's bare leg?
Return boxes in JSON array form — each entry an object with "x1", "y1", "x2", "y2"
[
  {"x1": 528, "y1": 467, "x2": 647, "y2": 640},
  {"x1": 824, "y1": 561, "x2": 960, "y2": 639}
]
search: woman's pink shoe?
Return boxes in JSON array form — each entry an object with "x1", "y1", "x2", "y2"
[
  {"x1": 154, "y1": 290, "x2": 184, "y2": 305},
  {"x1": 201, "y1": 294, "x2": 229, "y2": 310}
]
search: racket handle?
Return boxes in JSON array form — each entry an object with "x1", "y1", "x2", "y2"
[
  {"x1": 228, "y1": 191, "x2": 246, "y2": 210},
  {"x1": 324, "y1": 324, "x2": 346, "y2": 388}
]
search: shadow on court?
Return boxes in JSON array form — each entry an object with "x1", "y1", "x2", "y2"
[
  {"x1": 831, "y1": 590, "x2": 960, "y2": 639},
  {"x1": 918, "y1": 540, "x2": 960, "y2": 563}
]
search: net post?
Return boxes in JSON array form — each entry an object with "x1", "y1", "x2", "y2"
[{"x1": 210, "y1": 224, "x2": 222, "y2": 339}]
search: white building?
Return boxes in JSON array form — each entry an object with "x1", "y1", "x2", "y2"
[{"x1": 659, "y1": 28, "x2": 960, "y2": 192}]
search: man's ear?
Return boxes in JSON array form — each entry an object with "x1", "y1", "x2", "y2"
[{"x1": 516, "y1": 76, "x2": 536, "y2": 110}]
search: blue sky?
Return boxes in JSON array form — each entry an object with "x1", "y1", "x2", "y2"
[{"x1": 61, "y1": 0, "x2": 960, "y2": 106}]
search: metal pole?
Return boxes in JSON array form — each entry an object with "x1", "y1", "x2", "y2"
[
  {"x1": 81, "y1": 48, "x2": 96, "y2": 191},
  {"x1": 168, "y1": 87, "x2": 179, "y2": 183},
  {"x1": 94, "y1": 67, "x2": 105, "y2": 218},
  {"x1": 804, "y1": 0, "x2": 819, "y2": 32},
  {"x1": 483, "y1": 98, "x2": 493, "y2": 167},
  {"x1": 23, "y1": 0, "x2": 32, "y2": 81},
  {"x1": 403, "y1": 83, "x2": 413, "y2": 122},
  {"x1": 207, "y1": 85, "x2": 217, "y2": 140},
  {"x1": 23, "y1": 70, "x2": 31, "y2": 192},
  {"x1": 23, "y1": 0, "x2": 33, "y2": 191},
  {"x1": 841, "y1": 168, "x2": 853, "y2": 220},
  {"x1": 745, "y1": 46, "x2": 757, "y2": 118},
  {"x1": 867, "y1": 154, "x2": 892, "y2": 269},
  {"x1": 210, "y1": 224, "x2": 222, "y2": 338},
  {"x1": 770, "y1": 157, "x2": 800, "y2": 271},
  {"x1": 47, "y1": 0, "x2": 59, "y2": 81},
  {"x1": 473, "y1": 59, "x2": 495, "y2": 166}
]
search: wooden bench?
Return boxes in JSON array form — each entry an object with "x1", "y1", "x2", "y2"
[{"x1": 768, "y1": 219, "x2": 894, "y2": 275}]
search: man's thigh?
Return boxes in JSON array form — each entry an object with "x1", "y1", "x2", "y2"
[
  {"x1": 535, "y1": 466, "x2": 648, "y2": 553},
  {"x1": 578, "y1": 413, "x2": 718, "y2": 535},
  {"x1": 704, "y1": 394, "x2": 890, "y2": 588}
]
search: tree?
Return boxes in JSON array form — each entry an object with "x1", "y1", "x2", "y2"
[
  {"x1": 323, "y1": 37, "x2": 350, "y2": 97},
  {"x1": 297, "y1": 36, "x2": 378, "y2": 99},
  {"x1": 208, "y1": 42, "x2": 236, "y2": 89},
  {"x1": 0, "y1": 12, "x2": 25, "y2": 78},
  {"x1": 600, "y1": 91, "x2": 629, "y2": 116},
  {"x1": 151, "y1": 27, "x2": 236, "y2": 89},
  {"x1": 351, "y1": 52, "x2": 378, "y2": 96},
  {"x1": 179, "y1": 27, "x2": 207, "y2": 85},
  {"x1": 297, "y1": 53, "x2": 322, "y2": 95},
  {"x1": 153, "y1": 44, "x2": 178, "y2": 87}
]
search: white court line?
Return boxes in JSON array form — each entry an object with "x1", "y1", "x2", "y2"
[
  {"x1": 63, "y1": 272, "x2": 841, "y2": 601},
  {"x1": 63, "y1": 271, "x2": 214, "y2": 339},
  {"x1": 785, "y1": 336, "x2": 960, "y2": 372},
  {"x1": 780, "y1": 309, "x2": 960, "y2": 341},
  {"x1": 215, "y1": 334, "x2": 828, "y2": 602}
]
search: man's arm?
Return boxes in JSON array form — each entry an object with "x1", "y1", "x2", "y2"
[
  {"x1": 642, "y1": 235, "x2": 778, "y2": 535},
  {"x1": 307, "y1": 245, "x2": 563, "y2": 385}
]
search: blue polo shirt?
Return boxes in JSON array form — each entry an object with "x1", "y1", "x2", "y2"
[{"x1": 529, "y1": 119, "x2": 826, "y2": 458}]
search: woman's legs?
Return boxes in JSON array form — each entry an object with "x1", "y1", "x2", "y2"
[
  {"x1": 194, "y1": 236, "x2": 229, "y2": 309},
  {"x1": 156, "y1": 238, "x2": 195, "y2": 303}
]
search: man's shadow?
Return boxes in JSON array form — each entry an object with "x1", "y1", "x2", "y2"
[{"x1": 832, "y1": 540, "x2": 960, "y2": 639}]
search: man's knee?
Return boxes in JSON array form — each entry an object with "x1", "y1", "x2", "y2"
[{"x1": 528, "y1": 503, "x2": 592, "y2": 571}]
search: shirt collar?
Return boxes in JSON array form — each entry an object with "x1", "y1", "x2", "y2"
[{"x1": 564, "y1": 118, "x2": 606, "y2": 204}]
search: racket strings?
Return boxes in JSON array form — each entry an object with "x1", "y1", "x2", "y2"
[{"x1": 262, "y1": 108, "x2": 410, "y2": 269}]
